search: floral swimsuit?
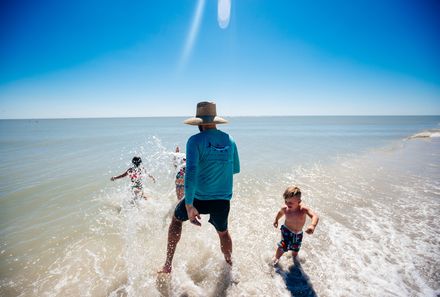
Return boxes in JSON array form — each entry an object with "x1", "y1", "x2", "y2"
[
  {"x1": 175, "y1": 165, "x2": 185, "y2": 188},
  {"x1": 128, "y1": 167, "x2": 143, "y2": 190}
]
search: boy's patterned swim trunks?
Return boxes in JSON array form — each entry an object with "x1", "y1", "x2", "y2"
[{"x1": 278, "y1": 224, "x2": 303, "y2": 252}]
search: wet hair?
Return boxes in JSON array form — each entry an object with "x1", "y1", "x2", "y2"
[
  {"x1": 283, "y1": 186, "x2": 302, "y2": 200},
  {"x1": 132, "y1": 156, "x2": 142, "y2": 167}
]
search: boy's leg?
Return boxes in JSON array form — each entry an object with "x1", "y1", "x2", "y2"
[
  {"x1": 273, "y1": 247, "x2": 284, "y2": 264},
  {"x1": 160, "y1": 216, "x2": 183, "y2": 273},
  {"x1": 275, "y1": 247, "x2": 284, "y2": 259},
  {"x1": 217, "y1": 230, "x2": 232, "y2": 265}
]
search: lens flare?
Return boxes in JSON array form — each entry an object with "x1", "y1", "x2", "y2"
[
  {"x1": 218, "y1": 0, "x2": 231, "y2": 29},
  {"x1": 179, "y1": 0, "x2": 206, "y2": 71}
]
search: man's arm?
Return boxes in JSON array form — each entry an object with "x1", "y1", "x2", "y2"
[
  {"x1": 185, "y1": 204, "x2": 201, "y2": 226},
  {"x1": 232, "y1": 140, "x2": 240, "y2": 174},
  {"x1": 184, "y1": 136, "x2": 199, "y2": 206}
]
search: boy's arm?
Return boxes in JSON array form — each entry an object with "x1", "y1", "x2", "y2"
[
  {"x1": 304, "y1": 206, "x2": 319, "y2": 234},
  {"x1": 273, "y1": 208, "x2": 285, "y2": 228},
  {"x1": 111, "y1": 170, "x2": 128, "y2": 181}
]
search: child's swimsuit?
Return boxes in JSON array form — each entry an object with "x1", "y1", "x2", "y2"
[
  {"x1": 278, "y1": 224, "x2": 303, "y2": 252},
  {"x1": 175, "y1": 165, "x2": 186, "y2": 188},
  {"x1": 128, "y1": 167, "x2": 143, "y2": 190}
]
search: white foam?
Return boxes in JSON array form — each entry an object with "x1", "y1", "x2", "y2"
[
  {"x1": 3, "y1": 133, "x2": 439, "y2": 297},
  {"x1": 408, "y1": 129, "x2": 440, "y2": 139}
]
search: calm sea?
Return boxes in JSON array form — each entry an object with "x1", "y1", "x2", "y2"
[{"x1": 0, "y1": 116, "x2": 439, "y2": 297}]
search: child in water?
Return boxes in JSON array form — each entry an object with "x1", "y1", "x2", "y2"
[
  {"x1": 173, "y1": 146, "x2": 186, "y2": 200},
  {"x1": 175, "y1": 160, "x2": 186, "y2": 200},
  {"x1": 111, "y1": 156, "x2": 156, "y2": 200},
  {"x1": 273, "y1": 186, "x2": 319, "y2": 265}
]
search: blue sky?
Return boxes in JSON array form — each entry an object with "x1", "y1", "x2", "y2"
[{"x1": 1, "y1": 0, "x2": 439, "y2": 118}]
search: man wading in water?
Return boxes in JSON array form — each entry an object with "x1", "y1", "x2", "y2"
[{"x1": 159, "y1": 101, "x2": 240, "y2": 273}]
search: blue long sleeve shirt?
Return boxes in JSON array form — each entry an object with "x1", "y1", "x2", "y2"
[{"x1": 184, "y1": 129, "x2": 240, "y2": 205}]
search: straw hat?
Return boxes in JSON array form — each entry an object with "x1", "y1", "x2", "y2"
[{"x1": 184, "y1": 101, "x2": 228, "y2": 125}]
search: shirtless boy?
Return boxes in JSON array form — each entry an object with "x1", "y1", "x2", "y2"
[{"x1": 273, "y1": 186, "x2": 319, "y2": 264}]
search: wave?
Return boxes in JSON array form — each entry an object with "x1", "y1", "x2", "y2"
[{"x1": 407, "y1": 129, "x2": 440, "y2": 139}]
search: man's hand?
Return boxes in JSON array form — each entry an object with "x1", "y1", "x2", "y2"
[
  {"x1": 186, "y1": 204, "x2": 201, "y2": 226},
  {"x1": 273, "y1": 221, "x2": 278, "y2": 228}
]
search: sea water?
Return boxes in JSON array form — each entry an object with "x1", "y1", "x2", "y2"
[{"x1": 0, "y1": 116, "x2": 439, "y2": 297}]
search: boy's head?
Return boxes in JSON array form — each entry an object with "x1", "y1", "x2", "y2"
[
  {"x1": 132, "y1": 156, "x2": 142, "y2": 167},
  {"x1": 283, "y1": 186, "x2": 302, "y2": 203}
]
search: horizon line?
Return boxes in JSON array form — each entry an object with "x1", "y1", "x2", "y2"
[{"x1": 1, "y1": 114, "x2": 439, "y2": 120}]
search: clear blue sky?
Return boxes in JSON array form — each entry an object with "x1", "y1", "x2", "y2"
[{"x1": 1, "y1": 0, "x2": 439, "y2": 118}]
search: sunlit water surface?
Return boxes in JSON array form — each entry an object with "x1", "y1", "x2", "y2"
[{"x1": 0, "y1": 116, "x2": 439, "y2": 297}]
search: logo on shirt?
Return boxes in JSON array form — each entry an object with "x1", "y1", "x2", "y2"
[
  {"x1": 208, "y1": 142, "x2": 230, "y2": 152},
  {"x1": 207, "y1": 142, "x2": 230, "y2": 162}
]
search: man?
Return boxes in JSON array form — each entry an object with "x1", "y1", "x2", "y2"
[{"x1": 160, "y1": 101, "x2": 240, "y2": 273}]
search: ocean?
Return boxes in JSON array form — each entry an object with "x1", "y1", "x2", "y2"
[{"x1": 0, "y1": 116, "x2": 439, "y2": 297}]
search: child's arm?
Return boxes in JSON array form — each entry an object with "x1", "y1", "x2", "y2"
[
  {"x1": 141, "y1": 166, "x2": 156, "y2": 183},
  {"x1": 303, "y1": 206, "x2": 319, "y2": 234},
  {"x1": 273, "y1": 207, "x2": 285, "y2": 228},
  {"x1": 111, "y1": 170, "x2": 128, "y2": 181},
  {"x1": 148, "y1": 174, "x2": 156, "y2": 183}
]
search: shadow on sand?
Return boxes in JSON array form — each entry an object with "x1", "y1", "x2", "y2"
[{"x1": 275, "y1": 258, "x2": 317, "y2": 297}]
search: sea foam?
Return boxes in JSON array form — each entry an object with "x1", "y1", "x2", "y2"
[{"x1": 408, "y1": 129, "x2": 440, "y2": 139}]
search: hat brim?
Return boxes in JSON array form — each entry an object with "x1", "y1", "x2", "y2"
[{"x1": 183, "y1": 116, "x2": 228, "y2": 126}]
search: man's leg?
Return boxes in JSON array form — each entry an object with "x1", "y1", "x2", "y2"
[
  {"x1": 160, "y1": 216, "x2": 183, "y2": 273},
  {"x1": 217, "y1": 230, "x2": 232, "y2": 265}
]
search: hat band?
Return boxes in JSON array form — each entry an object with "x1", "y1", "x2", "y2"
[{"x1": 198, "y1": 115, "x2": 215, "y2": 123}]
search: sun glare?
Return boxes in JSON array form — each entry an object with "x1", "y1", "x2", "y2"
[
  {"x1": 179, "y1": 0, "x2": 206, "y2": 71},
  {"x1": 218, "y1": 0, "x2": 231, "y2": 29}
]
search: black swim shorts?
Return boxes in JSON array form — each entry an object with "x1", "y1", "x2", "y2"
[{"x1": 174, "y1": 198, "x2": 230, "y2": 232}]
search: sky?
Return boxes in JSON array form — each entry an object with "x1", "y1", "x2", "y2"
[{"x1": 0, "y1": 0, "x2": 439, "y2": 118}]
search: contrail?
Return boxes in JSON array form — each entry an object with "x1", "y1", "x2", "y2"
[{"x1": 178, "y1": 0, "x2": 206, "y2": 71}]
